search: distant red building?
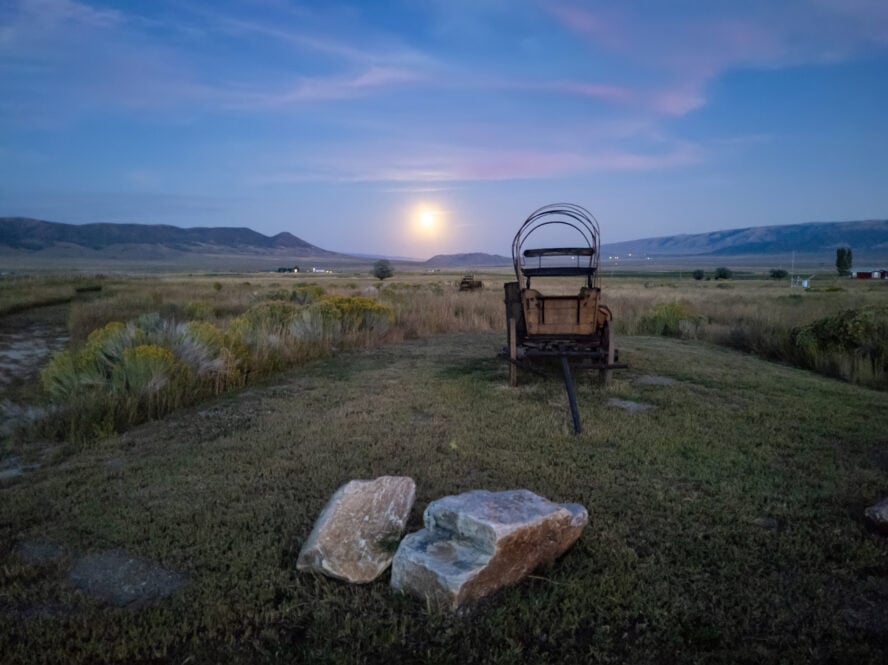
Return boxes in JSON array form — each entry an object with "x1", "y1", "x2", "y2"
[{"x1": 851, "y1": 269, "x2": 888, "y2": 279}]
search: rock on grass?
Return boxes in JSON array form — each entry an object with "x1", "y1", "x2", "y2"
[
  {"x1": 391, "y1": 489, "x2": 588, "y2": 611},
  {"x1": 297, "y1": 476, "x2": 416, "y2": 583}
]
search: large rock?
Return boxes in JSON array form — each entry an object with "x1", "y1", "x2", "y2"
[
  {"x1": 391, "y1": 489, "x2": 588, "y2": 610},
  {"x1": 865, "y1": 497, "x2": 888, "y2": 533},
  {"x1": 297, "y1": 476, "x2": 416, "y2": 583}
]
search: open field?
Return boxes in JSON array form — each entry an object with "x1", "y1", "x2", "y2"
[
  {"x1": 0, "y1": 269, "x2": 887, "y2": 662},
  {"x1": 2, "y1": 330, "x2": 888, "y2": 663}
]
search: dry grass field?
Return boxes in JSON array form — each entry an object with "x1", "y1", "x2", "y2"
[{"x1": 1, "y1": 268, "x2": 887, "y2": 663}]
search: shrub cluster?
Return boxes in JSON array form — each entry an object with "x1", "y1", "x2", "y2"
[{"x1": 40, "y1": 295, "x2": 394, "y2": 444}]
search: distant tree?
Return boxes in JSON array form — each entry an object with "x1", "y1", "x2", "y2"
[
  {"x1": 835, "y1": 247, "x2": 853, "y2": 276},
  {"x1": 714, "y1": 267, "x2": 733, "y2": 280},
  {"x1": 692, "y1": 269, "x2": 705, "y2": 281},
  {"x1": 372, "y1": 259, "x2": 394, "y2": 281},
  {"x1": 770, "y1": 268, "x2": 788, "y2": 279}
]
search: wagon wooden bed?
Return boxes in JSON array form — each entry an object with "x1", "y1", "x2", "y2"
[{"x1": 501, "y1": 203, "x2": 625, "y2": 432}]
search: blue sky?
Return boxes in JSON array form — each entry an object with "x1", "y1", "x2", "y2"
[{"x1": 1, "y1": 0, "x2": 887, "y2": 257}]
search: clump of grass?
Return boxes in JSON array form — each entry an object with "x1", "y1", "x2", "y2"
[
  {"x1": 637, "y1": 302, "x2": 693, "y2": 337},
  {"x1": 290, "y1": 284, "x2": 326, "y2": 305},
  {"x1": 790, "y1": 306, "x2": 888, "y2": 387},
  {"x1": 183, "y1": 301, "x2": 216, "y2": 320},
  {"x1": 383, "y1": 284, "x2": 503, "y2": 340},
  {"x1": 40, "y1": 316, "x2": 236, "y2": 443},
  {"x1": 325, "y1": 295, "x2": 394, "y2": 338},
  {"x1": 110, "y1": 344, "x2": 190, "y2": 418}
]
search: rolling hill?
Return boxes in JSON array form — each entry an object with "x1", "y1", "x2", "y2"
[
  {"x1": 600, "y1": 219, "x2": 888, "y2": 259},
  {"x1": 0, "y1": 217, "x2": 337, "y2": 257},
  {"x1": 424, "y1": 252, "x2": 511, "y2": 268},
  {"x1": 2, "y1": 217, "x2": 887, "y2": 270}
]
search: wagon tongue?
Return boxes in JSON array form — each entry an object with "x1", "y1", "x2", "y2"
[{"x1": 559, "y1": 355, "x2": 582, "y2": 434}]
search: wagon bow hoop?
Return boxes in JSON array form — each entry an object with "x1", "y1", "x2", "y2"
[{"x1": 511, "y1": 203, "x2": 602, "y2": 289}]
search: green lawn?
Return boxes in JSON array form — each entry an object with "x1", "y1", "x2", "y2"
[{"x1": 2, "y1": 332, "x2": 887, "y2": 663}]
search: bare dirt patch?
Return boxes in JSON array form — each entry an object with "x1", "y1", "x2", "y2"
[
  {"x1": 15, "y1": 540, "x2": 69, "y2": 566},
  {"x1": 67, "y1": 550, "x2": 188, "y2": 608},
  {"x1": 0, "y1": 304, "x2": 69, "y2": 397},
  {"x1": 607, "y1": 397, "x2": 656, "y2": 413},
  {"x1": 636, "y1": 374, "x2": 677, "y2": 386},
  {"x1": 0, "y1": 456, "x2": 41, "y2": 482}
]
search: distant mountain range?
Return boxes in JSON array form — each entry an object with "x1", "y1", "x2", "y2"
[
  {"x1": 2, "y1": 217, "x2": 887, "y2": 269},
  {"x1": 600, "y1": 220, "x2": 888, "y2": 258},
  {"x1": 0, "y1": 217, "x2": 337, "y2": 257}
]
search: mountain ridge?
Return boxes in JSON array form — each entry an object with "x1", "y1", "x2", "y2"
[
  {"x1": 600, "y1": 219, "x2": 888, "y2": 258},
  {"x1": 0, "y1": 217, "x2": 338, "y2": 256},
  {"x1": 424, "y1": 252, "x2": 511, "y2": 268},
  {"x1": 2, "y1": 217, "x2": 887, "y2": 267}
]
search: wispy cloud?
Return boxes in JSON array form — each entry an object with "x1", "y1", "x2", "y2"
[
  {"x1": 545, "y1": 4, "x2": 624, "y2": 49},
  {"x1": 214, "y1": 66, "x2": 423, "y2": 109},
  {"x1": 0, "y1": 0, "x2": 431, "y2": 122},
  {"x1": 546, "y1": 1, "x2": 888, "y2": 117},
  {"x1": 4, "y1": 0, "x2": 121, "y2": 31},
  {"x1": 0, "y1": 0, "x2": 121, "y2": 55},
  {"x1": 205, "y1": 12, "x2": 436, "y2": 69},
  {"x1": 549, "y1": 81, "x2": 634, "y2": 104},
  {"x1": 252, "y1": 135, "x2": 703, "y2": 186}
]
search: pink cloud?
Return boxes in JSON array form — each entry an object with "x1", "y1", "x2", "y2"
[{"x1": 649, "y1": 88, "x2": 707, "y2": 116}]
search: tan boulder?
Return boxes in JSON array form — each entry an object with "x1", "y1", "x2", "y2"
[
  {"x1": 391, "y1": 489, "x2": 587, "y2": 610},
  {"x1": 297, "y1": 476, "x2": 416, "y2": 583}
]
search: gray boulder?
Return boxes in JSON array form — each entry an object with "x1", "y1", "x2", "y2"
[
  {"x1": 865, "y1": 497, "x2": 888, "y2": 533},
  {"x1": 391, "y1": 489, "x2": 587, "y2": 611},
  {"x1": 297, "y1": 476, "x2": 416, "y2": 583}
]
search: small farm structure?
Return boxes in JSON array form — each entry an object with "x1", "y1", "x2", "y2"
[
  {"x1": 458, "y1": 274, "x2": 483, "y2": 291},
  {"x1": 851, "y1": 269, "x2": 888, "y2": 279},
  {"x1": 501, "y1": 203, "x2": 624, "y2": 433}
]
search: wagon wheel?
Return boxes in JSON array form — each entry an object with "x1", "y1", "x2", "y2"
[{"x1": 599, "y1": 321, "x2": 615, "y2": 386}]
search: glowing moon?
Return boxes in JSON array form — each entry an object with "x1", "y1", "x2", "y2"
[
  {"x1": 420, "y1": 209, "x2": 436, "y2": 229},
  {"x1": 412, "y1": 205, "x2": 442, "y2": 239},
  {"x1": 403, "y1": 203, "x2": 450, "y2": 254}
]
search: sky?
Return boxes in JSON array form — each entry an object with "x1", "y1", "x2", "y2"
[{"x1": 1, "y1": 0, "x2": 887, "y2": 258}]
